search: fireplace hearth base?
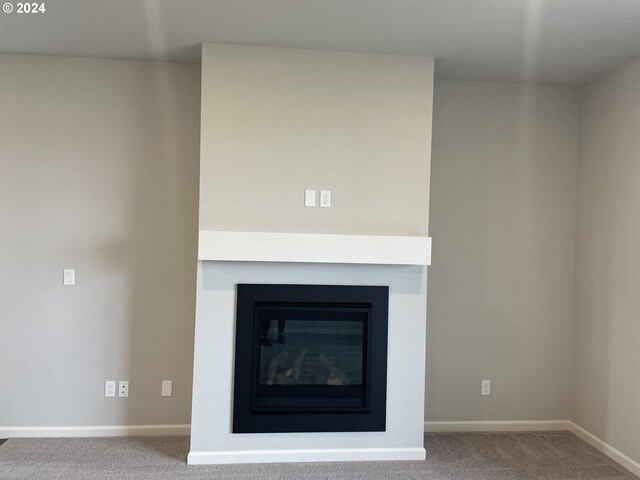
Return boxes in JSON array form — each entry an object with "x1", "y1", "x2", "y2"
[{"x1": 189, "y1": 261, "x2": 427, "y2": 465}]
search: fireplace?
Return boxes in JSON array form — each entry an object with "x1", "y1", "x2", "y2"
[
  {"x1": 190, "y1": 261, "x2": 427, "y2": 464},
  {"x1": 233, "y1": 284, "x2": 389, "y2": 433}
]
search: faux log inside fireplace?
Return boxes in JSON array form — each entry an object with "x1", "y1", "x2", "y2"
[{"x1": 232, "y1": 284, "x2": 389, "y2": 433}]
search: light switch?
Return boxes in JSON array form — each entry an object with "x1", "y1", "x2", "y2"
[
  {"x1": 161, "y1": 380, "x2": 173, "y2": 397},
  {"x1": 63, "y1": 269, "x2": 75, "y2": 286},
  {"x1": 304, "y1": 189, "x2": 316, "y2": 207}
]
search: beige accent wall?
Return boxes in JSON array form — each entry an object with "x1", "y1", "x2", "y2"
[
  {"x1": 0, "y1": 55, "x2": 200, "y2": 426},
  {"x1": 427, "y1": 80, "x2": 579, "y2": 421},
  {"x1": 199, "y1": 44, "x2": 434, "y2": 236},
  {"x1": 573, "y1": 57, "x2": 640, "y2": 463}
]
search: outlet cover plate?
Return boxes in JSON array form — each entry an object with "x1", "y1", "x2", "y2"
[
  {"x1": 105, "y1": 381, "x2": 116, "y2": 398},
  {"x1": 118, "y1": 381, "x2": 129, "y2": 397},
  {"x1": 320, "y1": 190, "x2": 331, "y2": 208},
  {"x1": 481, "y1": 380, "x2": 491, "y2": 396}
]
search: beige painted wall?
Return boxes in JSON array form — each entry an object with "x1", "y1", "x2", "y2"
[
  {"x1": 5, "y1": 48, "x2": 638, "y2": 463},
  {"x1": 427, "y1": 80, "x2": 579, "y2": 421},
  {"x1": 0, "y1": 55, "x2": 200, "y2": 426},
  {"x1": 199, "y1": 44, "x2": 433, "y2": 236},
  {"x1": 573, "y1": 57, "x2": 640, "y2": 463}
]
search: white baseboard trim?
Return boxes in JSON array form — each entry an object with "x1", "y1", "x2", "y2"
[
  {"x1": 187, "y1": 447, "x2": 426, "y2": 465},
  {"x1": 568, "y1": 422, "x2": 640, "y2": 478},
  {"x1": 2, "y1": 421, "x2": 636, "y2": 477},
  {"x1": 424, "y1": 420, "x2": 570, "y2": 433},
  {"x1": 0, "y1": 424, "x2": 191, "y2": 438}
]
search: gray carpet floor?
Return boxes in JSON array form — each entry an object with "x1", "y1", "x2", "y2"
[{"x1": 0, "y1": 432, "x2": 636, "y2": 479}]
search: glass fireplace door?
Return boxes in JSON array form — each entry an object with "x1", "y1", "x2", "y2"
[
  {"x1": 233, "y1": 284, "x2": 388, "y2": 433},
  {"x1": 254, "y1": 306, "x2": 369, "y2": 412}
]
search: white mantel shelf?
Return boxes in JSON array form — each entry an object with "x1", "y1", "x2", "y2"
[{"x1": 198, "y1": 231, "x2": 431, "y2": 266}]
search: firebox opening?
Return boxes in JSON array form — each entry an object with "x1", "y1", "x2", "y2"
[{"x1": 233, "y1": 284, "x2": 388, "y2": 433}]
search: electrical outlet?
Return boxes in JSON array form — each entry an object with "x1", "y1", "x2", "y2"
[
  {"x1": 481, "y1": 380, "x2": 491, "y2": 396},
  {"x1": 105, "y1": 381, "x2": 116, "y2": 398},
  {"x1": 118, "y1": 381, "x2": 129, "y2": 398},
  {"x1": 161, "y1": 380, "x2": 173, "y2": 397},
  {"x1": 320, "y1": 190, "x2": 331, "y2": 208}
]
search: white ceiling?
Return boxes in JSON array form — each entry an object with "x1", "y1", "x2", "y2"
[{"x1": 1, "y1": 0, "x2": 640, "y2": 85}]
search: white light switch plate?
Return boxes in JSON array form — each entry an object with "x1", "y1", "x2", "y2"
[
  {"x1": 304, "y1": 189, "x2": 316, "y2": 207},
  {"x1": 161, "y1": 380, "x2": 173, "y2": 397},
  {"x1": 63, "y1": 269, "x2": 75, "y2": 286}
]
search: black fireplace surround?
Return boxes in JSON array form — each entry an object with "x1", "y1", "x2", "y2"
[{"x1": 233, "y1": 284, "x2": 389, "y2": 433}]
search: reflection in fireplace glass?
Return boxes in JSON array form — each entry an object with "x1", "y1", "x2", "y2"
[{"x1": 258, "y1": 318, "x2": 364, "y2": 387}]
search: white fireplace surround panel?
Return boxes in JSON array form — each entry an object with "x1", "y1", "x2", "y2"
[
  {"x1": 198, "y1": 230, "x2": 432, "y2": 266},
  {"x1": 189, "y1": 261, "x2": 428, "y2": 464}
]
